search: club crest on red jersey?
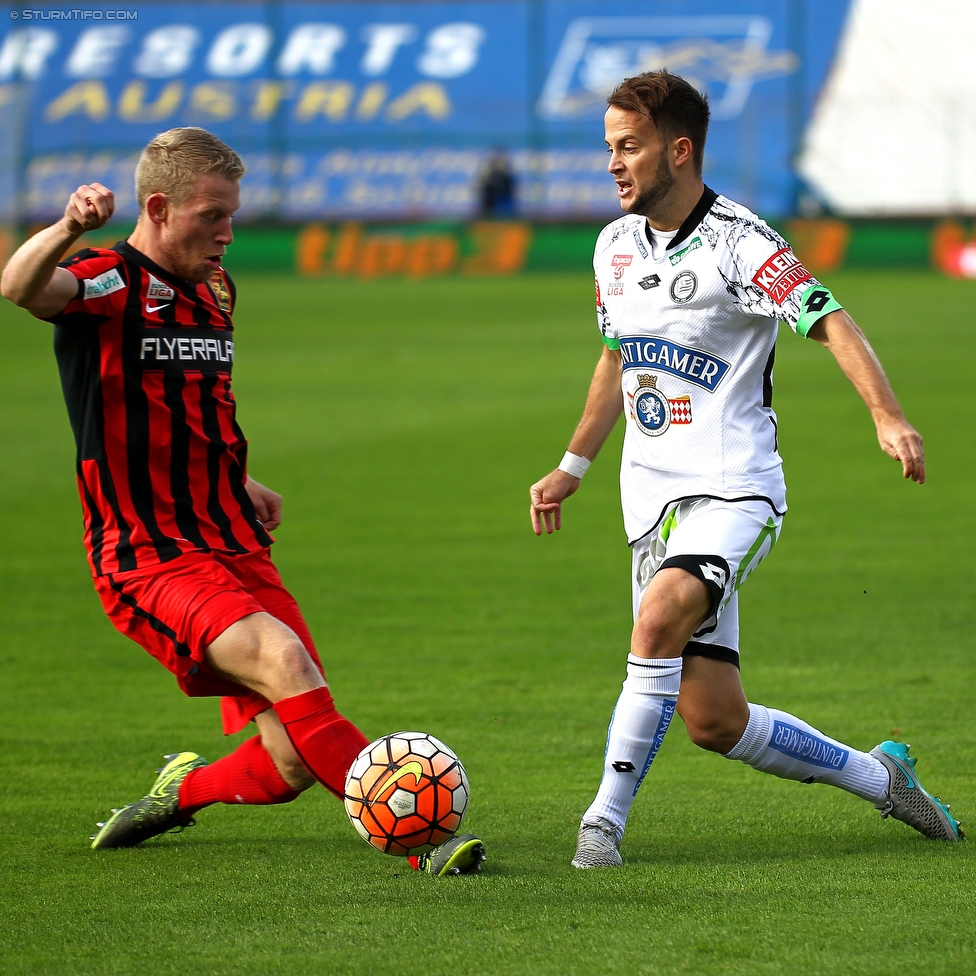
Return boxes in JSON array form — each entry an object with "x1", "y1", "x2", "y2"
[
  {"x1": 209, "y1": 271, "x2": 232, "y2": 312},
  {"x1": 751, "y1": 248, "x2": 812, "y2": 303}
]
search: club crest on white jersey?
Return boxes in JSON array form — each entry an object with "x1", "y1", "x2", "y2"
[
  {"x1": 627, "y1": 374, "x2": 693, "y2": 437},
  {"x1": 670, "y1": 271, "x2": 697, "y2": 303}
]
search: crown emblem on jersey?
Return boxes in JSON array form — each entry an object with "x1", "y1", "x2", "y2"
[
  {"x1": 636, "y1": 374, "x2": 658, "y2": 389},
  {"x1": 209, "y1": 271, "x2": 231, "y2": 312}
]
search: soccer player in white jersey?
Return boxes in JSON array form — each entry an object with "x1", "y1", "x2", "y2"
[{"x1": 529, "y1": 71, "x2": 963, "y2": 868}]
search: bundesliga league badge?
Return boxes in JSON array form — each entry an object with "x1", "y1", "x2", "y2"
[{"x1": 631, "y1": 374, "x2": 692, "y2": 437}]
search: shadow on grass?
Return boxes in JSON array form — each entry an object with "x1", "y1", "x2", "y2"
[{"x1": 622, "y1": 827, "x2": 966, "y2": 868}]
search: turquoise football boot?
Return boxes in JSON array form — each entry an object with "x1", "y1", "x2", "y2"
[{"x1": 871, "y1": 741, "x2": 964, "y2": 841}]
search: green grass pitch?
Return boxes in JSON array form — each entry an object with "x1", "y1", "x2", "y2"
[{"x1": 1, "y1": 269, "x2": 974, "y2": 975}]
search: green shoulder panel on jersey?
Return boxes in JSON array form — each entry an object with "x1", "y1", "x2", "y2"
[
  {"x1": 795, "y1": 285, "x2": 843, "y2": 338},
  {"x1": 603, "y1": 334, "x2": 621, "y2": 350}
]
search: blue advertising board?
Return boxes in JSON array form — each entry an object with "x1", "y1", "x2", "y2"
[{"x1": 0, "y1": 0, "x2": 850, "y2": 220}]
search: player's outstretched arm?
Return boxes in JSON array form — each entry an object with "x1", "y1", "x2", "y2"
[
  {"x1": 530, "y1": 345, "x2": 623, "y2": 535},
  {"x1": 1, "y1": 183, "x2": 115, "y2": 319},
  {"x1": 808, "y1": 309, "x2": 925, "y2": 484}
]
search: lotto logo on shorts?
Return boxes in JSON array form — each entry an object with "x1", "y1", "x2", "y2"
[
  {"x1": 752, "y1": 248, "x2": 812, "y2": 302},
  {"x1": 769, "y1": 721, "x2": 849, "y2": 769}
]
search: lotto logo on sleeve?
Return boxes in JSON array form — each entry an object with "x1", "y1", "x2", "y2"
[{"x1": 751, "y1": 248, "x2": 812, "y2": 302}]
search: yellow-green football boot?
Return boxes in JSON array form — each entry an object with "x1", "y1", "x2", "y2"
[
  {"x1": 91, "y1": 752, "x2": 208, "y2": 849},
  {"x1": 417, "y1": 834, "x2": 486, "y2": 876}
]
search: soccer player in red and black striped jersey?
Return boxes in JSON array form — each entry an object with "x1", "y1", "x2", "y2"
[{"x1": 1, "y1": 128, "x2": 379, "y2": 851}]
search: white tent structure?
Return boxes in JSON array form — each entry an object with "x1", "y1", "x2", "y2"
[{"x1": 798, "y1": 0, "x2": 976, "y2": 215}]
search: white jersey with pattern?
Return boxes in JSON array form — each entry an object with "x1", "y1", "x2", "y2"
[{"x1": 594, "y1": 188, "x2": 842, "y2": 544}]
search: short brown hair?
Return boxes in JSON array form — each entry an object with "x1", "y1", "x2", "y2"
[
  {"x1": 608, "y1": 71, "x2": 710, "y2": 173},
  {"x1": 135, "y1": 127, "x2": 245, "y2": 210}
]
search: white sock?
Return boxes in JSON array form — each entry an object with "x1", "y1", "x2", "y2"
[
  {"x1": 581, "y1": 654, "x2": 682, "y2": 838},
  {"x1": 725, "y1": 703, "x2": 889, "y2": 804}
]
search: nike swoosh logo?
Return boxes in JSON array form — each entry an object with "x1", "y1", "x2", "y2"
[
  {"x1": 149, "y1": 768, "x2": 186, "y2": 799},
  {"x1": 365, "y1": 760, "x2": 424, "y2": 806},
  {"x1": 145, "y1": 302, "x2": 170, "y2": 313}
]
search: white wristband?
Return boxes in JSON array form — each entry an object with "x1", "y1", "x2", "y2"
[{"x1": 558, "y1": 451, "x2": 591, "y2": 479}]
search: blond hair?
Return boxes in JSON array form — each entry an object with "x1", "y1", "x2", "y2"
[{"x1": 135, "y1": 127, "x2": 245, "y2": 210}]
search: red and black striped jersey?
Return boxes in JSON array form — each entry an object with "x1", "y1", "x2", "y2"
[{"x1": 49, "y1": 240, "x2": 272, "y2": 576}]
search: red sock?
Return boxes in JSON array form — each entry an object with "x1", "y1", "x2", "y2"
[
  {"x1": 178, "y1": 736, "x2": 301, "y2": 815},
  {"x1": 273, "y1": 686, "x2": 369, "y2": 799}
]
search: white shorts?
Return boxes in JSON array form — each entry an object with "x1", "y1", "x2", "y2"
[{"x1": 631, "y1": 497, "x2": 783, "y2": 666}]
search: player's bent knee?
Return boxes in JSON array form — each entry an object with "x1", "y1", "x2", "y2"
[
  {"x1": 260, "y1": 636, "x2": 324, "y2": 701},
  {"x1": 632, "y1": 611, "x2": 698, "y2": 659},
  {"x1": 242, "y1": 612, "x2": 318, "y2": 679},
  {"x1": 270, "y1": 634, "x2": 318, "y2": 678},
  {"x1": 207, "y1": 612, "x2": 324, "y2": 701},
  {"x1": 680, "y1": 712, "x2": 745, "y2": 754}
]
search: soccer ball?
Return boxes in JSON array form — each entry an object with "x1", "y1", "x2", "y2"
[{"x1": 343, "y1": 731, "x2": 470, "y2": 857}]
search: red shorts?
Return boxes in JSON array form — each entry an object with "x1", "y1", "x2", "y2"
[{"x1": 93, "y1": 548, "x2": 325, "y2": 735}]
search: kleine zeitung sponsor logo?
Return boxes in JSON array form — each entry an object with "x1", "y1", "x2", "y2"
[{"x1": 751, "y1": 248, "x2": 812, "y2": 303}]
